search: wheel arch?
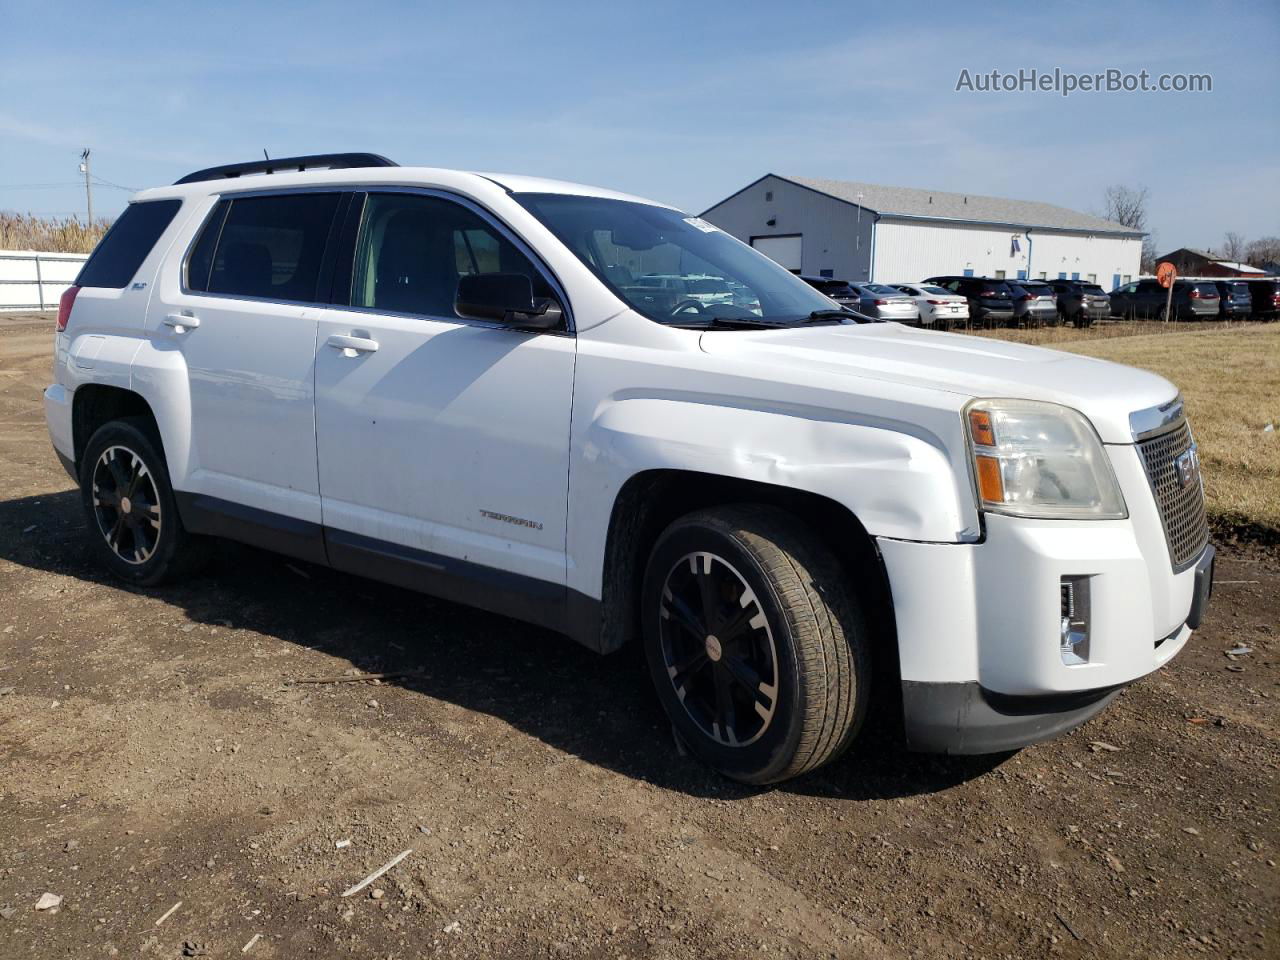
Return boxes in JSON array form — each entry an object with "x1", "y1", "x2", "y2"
[
  {"x1": 595, "y1": 469, "x2": 897, "y2": 666},
  {"x1": 72, "y1": 385, "x2": 162, "y2": 470}
]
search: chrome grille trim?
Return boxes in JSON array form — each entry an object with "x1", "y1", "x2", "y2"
[
  {"x1": 1130, "y1": 395, "x2": 1185, "y2": 442},
  {"x1": 1136, "y1": 417, "x2": 1209, "y2": 572}
]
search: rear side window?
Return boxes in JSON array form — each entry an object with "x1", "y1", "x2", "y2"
[
  {"x1": 76, "y1": 199, "x2": 182, "y2": 289},
  {"x1": 187, "y1": 193, "x2": 341, "y2": 301}
]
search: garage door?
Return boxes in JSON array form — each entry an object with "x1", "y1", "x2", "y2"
[{"x1": 751, "y1": 235, "x2": 802, "y2": 272}]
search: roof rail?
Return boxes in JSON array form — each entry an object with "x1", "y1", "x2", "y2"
[{"x1": 174, "y1": 152, "x2": 398, "y2": 185}]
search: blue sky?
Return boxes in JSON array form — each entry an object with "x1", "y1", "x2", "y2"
[{"x1": 2, "y1": 0, "x2": 1277, "y2": 253}]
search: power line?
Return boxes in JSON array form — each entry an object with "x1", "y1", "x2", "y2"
[
  {"x1": 0, "y1": 182, "x2": 86, "y2": 189},
  {"x1": 90, "y1": 175, "x2": 139, "y2": 192}
]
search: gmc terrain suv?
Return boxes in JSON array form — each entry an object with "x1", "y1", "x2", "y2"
[{"x1": 46, "y1": 154, "x2": 1215, "y2": 784}]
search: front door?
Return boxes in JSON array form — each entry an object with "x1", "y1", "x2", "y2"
[{"x1": 313, "y1": 191, "x2": 576, "y2": 626}]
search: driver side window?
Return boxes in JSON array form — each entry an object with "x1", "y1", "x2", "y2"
[{"x1": 351, "y1": 193, "x2": 550, "y2": 318}]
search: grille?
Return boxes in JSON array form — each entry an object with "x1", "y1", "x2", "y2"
[{"x1": 1137, "y1": 419, "x2": 1209, "y2": 571}]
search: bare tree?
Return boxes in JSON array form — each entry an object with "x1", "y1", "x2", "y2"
[
  {"x1": 1244, "y1": 236, "x2": 1280, "y2": 268},
  {"x1": 1103, "y1": 185, "x2": 1149, "y2": 232},
  {"x1": 1103, "y1": 185, "x2": 1156, "y2": 273},
  {"x1": 1222, "y1": 232, "x2": 1246, "y2": 263},
  {"x1": 1141, "y1": 233, "x2": 1159, "y2": 275}
]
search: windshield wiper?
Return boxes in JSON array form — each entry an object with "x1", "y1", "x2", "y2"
[
  {"x1": 807, "y1": 309, "x2": 876, "y2": 324},
  {"x1": 668, "y1": 315, "x2": 784, "y2": 330}
]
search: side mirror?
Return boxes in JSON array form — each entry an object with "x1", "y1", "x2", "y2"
[{"x1": 455, "y1": 273, "x2": 563, "y2": 331}]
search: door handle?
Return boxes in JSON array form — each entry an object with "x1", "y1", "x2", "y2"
[
  {"x1": 163, "y1": 313, "x2": 200, "y2": 332},
  {"x1": 326, "y1": 334, "x2": 379, "y2": 355}
]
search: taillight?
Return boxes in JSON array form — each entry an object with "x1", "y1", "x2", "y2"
[
  {"x1": 874, "y1": 299, "x2": 890, "y2": 305},
  {"x1": 1018, "y1": 293, "x2": 1033, "y2": 301},
  {"x1": 56, "y1": 285, "x2": 81, "y2": 332},
  {"x1": 1272, "y1": 293, "x2": 1280, "y2": 306},
  {"x1": 926, "y1": 299, "x2": 948, "y2": 305}
]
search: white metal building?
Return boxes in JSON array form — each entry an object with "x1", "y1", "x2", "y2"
[{"x1": 702, "y1": 174, "x2": 1145, "y2": 290}]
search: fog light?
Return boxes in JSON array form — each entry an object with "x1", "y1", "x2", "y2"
[{"x1": 1060, "y1": 577, "x2": 1091, "y2": 665}]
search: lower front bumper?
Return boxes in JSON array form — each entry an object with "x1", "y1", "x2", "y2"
[{"x1": 901, "y1": 680, "x2": 1122, "y2": 754}]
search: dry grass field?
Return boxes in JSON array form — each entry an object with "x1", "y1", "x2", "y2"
[
  {"x1": 0, "y1": 212, "x2": 111, "y2": 252},
  {"x1": 981, "y1": 322, "x2": 1280, "y2": 539}
]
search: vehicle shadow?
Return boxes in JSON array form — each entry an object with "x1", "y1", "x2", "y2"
[{"x1": 0, "y1": 487, "x2": 1007, "y2": 802}]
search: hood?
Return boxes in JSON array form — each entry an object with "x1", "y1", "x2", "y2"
[{"x1": 699, "y1": 323, "x2": 1176, "y2": 443}]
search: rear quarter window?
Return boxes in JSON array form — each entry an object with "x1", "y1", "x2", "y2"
[{"x1": 76, "y1": 199, "x2": 183, "y2": 289}]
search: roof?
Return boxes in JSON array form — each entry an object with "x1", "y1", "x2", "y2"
[
  {"x1": 718, "y1": 174, "x2": 1143, "y2": 235},
  {"x1": 1157, "y1": 248, "x2": 1268, "y2": 274},
  {"x1": 133, "y1": 165, "x2": 670, "y2": 207},
  {"x1": 1209, "y1": 260, "x2": 1266, "y2": 274}
]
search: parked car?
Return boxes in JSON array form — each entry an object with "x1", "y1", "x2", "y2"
[
  {"x1": 47, "y1": 152, "x2": 1213, "y2": 784},
  {"x1": 1008, "y1": 281, "x2": 1059, "y2": 327},
  {"x1": 1242, "y1": 277, "x2": 1280, "y2": 320},
  {"x1": 1109, "y1": 279, "x2": 1219, "y2": 321},
  {"x1": 1044, "y1": 278, "x2": 1110, "y2": 327},
  {"x1": 922, "y1": 276, "x2": 1016, "y2": 328},
  {"x1": 1211, "y1": 279, "x2": 1252, "y2": 320},
  {"x1": 799, "y1": 275, "x2": 861, "y2": 308},
  {"x1": 890, "y1": 283, "x2": 970, "y2": 328},
  {"x1": 631, "y1": 274, "x2": 735, "y2": 309},
  {"x1": 848, "y1": 282, "x2": 921, "y2": 323}
]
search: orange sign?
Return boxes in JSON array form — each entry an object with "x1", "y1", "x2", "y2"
[{"x1": 1156, "y1": 262, "x2": 1177, "y2": 288}]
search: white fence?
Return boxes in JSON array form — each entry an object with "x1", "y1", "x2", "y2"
[{"x1": 0, "y1": 250, "x2": 89, "y2": 312}]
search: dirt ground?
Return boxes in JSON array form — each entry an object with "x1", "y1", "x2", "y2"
[{"x1": 1, "y1": 312, "x2": 1276, "y2": 959}]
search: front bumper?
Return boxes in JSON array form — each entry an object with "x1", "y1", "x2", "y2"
[
  {"x1": 878, "y1": 440, "x2": 1212, "y2": 753},
  {"x1": 900, "y1": 680, "x2": 1122, "y2": 754},
  {"x1": 901, "y1": 541, "x2": 1213, "y2": 754}
]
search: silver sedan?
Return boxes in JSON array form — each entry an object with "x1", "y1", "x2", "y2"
[{"x1": 850, "y1": 283, "x2": 922, "y2": 324}]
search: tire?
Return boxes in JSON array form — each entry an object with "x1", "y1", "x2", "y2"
[
  {"x1": 641, "y1": 505, "x2": 870, "y2": 784},
  {"x1": 79, "y1": 418, "x2": 209, "y2": 586}
]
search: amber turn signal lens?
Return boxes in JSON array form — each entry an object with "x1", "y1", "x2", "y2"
[
  {"x1": 968, "y1": 409, "x2": 996, "y2": 447},
  {"x1": 975, "y1": 455, "x2": 1004, "y2": 503}
]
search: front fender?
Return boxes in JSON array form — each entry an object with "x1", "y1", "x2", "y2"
[{"x1": 568, "y1": 395, "x2": 978, "y2": 602}]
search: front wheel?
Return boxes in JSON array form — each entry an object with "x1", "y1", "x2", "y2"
[
  {"x1": 642, "y1": 506, "x2": 870, "y2": 784},
  {"x1": 79, "y1": 418, "x2": 209, "y2": 586}
]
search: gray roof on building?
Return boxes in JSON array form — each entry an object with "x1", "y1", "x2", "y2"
[{"x1": 762, "y1": 175, "x2": 1142, "y2": 235}]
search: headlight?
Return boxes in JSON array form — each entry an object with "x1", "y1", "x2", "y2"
[{"x1": 965, "y1": 399, "x2": 1127, "y2": 519}]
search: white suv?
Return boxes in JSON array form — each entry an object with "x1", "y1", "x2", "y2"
[{"x1": 45, "y1": 153, "x2": 1214, "y2": 783}]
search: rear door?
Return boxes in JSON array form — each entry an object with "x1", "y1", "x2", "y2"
[
  {"x1": 148, "y1": 190, "x2": 345, "y2": 555},
  {"x1": 312, "y1": 190, "x2": 576, "y2": 623}
]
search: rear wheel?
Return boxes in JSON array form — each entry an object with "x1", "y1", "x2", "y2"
[
  {"x1": 79, "y1": 418, "x2": 209, "y2": 586},
  {"x1": 642, "y1": 506, "x2": 870, "y2": 784}
]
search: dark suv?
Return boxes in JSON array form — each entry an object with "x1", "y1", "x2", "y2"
[
  {"x1": 1044, "y1": 279, "x2": 1110, "y2": 327},
  {"x1": 1243, "y1": 277, "x2": 1280, "y2": 320},
  {"x1": 922, "y1": 276, "x2": 1015, "y2": 328},
  {"x1": 799, "y1": 275, "x2": 859, "y2": 306},
  {"x1": 1110, "y1": 279, "x2": 1219, "y2": 321},
  {"x1": 1212, "y1": 280, "x2": 1252, "y2": 320}
]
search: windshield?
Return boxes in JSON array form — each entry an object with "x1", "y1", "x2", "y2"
[
  {"x1": 514, "y1": 193, "x2": 843, "y2": 325},
  {"x1": 862, "y1": 284, "x2": 901, "y2": 296},
  {"x1": 919, "y1": 285, "x2": 951, "y2": 296}
]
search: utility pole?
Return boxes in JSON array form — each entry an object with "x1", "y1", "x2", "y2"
[{"x1": 79, "y1": 148, "x2": 93, "y2": 225}]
